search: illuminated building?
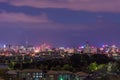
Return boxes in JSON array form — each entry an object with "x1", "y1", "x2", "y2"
[
  {"x1": 110, "y1": 45, "x2": 118, "y2": 53},
  {"x1": 83, "y1": 42, "x2": 91, "y2": 53}
]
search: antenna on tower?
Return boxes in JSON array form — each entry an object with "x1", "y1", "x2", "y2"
[
  {"x1": 26, "y1": 40, "x2": 28, "y2": 46},
  {"x1": 25, "y1": 37, "x2": 29, "y2": 47}
]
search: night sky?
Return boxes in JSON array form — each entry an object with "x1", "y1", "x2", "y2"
[{"x1": 0, "y1": 0, "x2": 120, "y2": 47}]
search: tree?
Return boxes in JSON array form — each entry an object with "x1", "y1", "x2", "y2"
[
  {"x1": 62, "y1": 64, "x2": 73, "y2": 71},
  {"x1": 70, "y1": 54, "x2": 90, "y2": 67},
  {"x1": 87, "y1": 62, "x2": 105, "y2": 72},
  {"x1": 8, "y1": 61, "x2": 16, "y2": 69},
  {"x1": 88, "y1": 62, "x2": 98, "y2": 72},
  {"x1": 91, "y1": 54, "x2": 110, "y2": 64}
]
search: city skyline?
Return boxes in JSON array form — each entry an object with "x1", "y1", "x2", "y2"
[{"x1": 0, "y1": 0, "x2": 120, "y2": 47}]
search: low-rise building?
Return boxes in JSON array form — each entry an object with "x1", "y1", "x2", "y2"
[
  {"x1": 75, "y1": 72, "x2": 88, "y2": 80},
  {"x1": 46, "y1": 71, "x2": 75, "y2": 80},
  {"x1": 17, "y1": 69, "x2": 44, "y2": 80}
]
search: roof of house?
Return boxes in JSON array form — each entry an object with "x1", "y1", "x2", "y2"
[
  {"x1": 75, "y1": 72, "x2": 88, "y2": 77},
  {"x1": 7, "y1": 70, "x2": 17, "y2": 75},
  {"x1": 17, "y1": 69, "x2": 42, "y2": 73},
  {"x1": 47, "y1": 70, "x2": 73, "y2": 75}
]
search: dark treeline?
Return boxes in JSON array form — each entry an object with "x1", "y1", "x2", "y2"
[{"x1": 12, "y1": 53, "x2": 115, "y2": 72}]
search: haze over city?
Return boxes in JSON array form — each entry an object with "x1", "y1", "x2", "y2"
[{"x1": 0, "y1": 0, "x2": 120, "y2": 47}]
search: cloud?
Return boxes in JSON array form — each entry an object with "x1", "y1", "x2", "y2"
[
  {"x1": 0, "y1": 0, "x2": 6, "y2": 2},
  {"x1": 0, "y1": 11, "x2": 51, "y2": 23},
  {"x1": 0, "y1": 0, "x2": 120, "y2": 12}
]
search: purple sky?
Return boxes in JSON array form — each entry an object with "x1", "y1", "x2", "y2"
[{"x1": 0, "y1": 0, "x2": 120, "y2": 47}]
